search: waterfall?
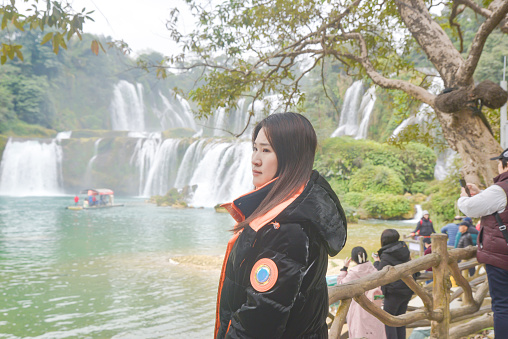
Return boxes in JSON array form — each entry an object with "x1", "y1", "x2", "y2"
[
  {"x1": 355, "y1": 87, "x2": 377, "y2": 139},
  {"x1": 110, "y1": 80, "x2": 146, "y2": 131},
  {"x1": 202, "y1": 95, "x2": 282, "y2": 138},
  {"x1": 391, "y1": 75, "x2": 444, "y2": 138},
  {"x1": 84, "y1": 138, "x2": 102, "y2": 186},
  {"x1": 128, "y1": 136, "x2": 252, "y2": 206},
  {"x1": 156, "y1": 91, "x2": 197, "y2": 131},
  {"x1": 141, "y1": 139, "x2": 182, "y2": 196},
  {"x1": 176, "y1": 140, "x2": 252, "y2": 207},
  {"x1": 402, "y1": 204, "x2": 423, "y2": 223},
  {"x1": 434, "y1": 148, "x2": 457, "y2": 180},
  {"x1": 110, "y1": 80, "x2": 197, "y2": 132},
  {"x1": 0, "y1": 139, "x2": 64, "y2": 196},
  {"x1": 56, "y1": 131, "x2": 72, "y2": 139},
  {"x1": 331, "y1": 81, "x2": 376, "y2": 139},
  {"x1": 130, "y1": 136, "x2": 162, "y2": 195},
  {"x1": 389, "y1": 75, "x2": 453, "y2": 180}
]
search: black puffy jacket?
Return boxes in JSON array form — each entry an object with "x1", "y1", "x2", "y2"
[
  {"x1": 373, "y1": 241, "x2": 414, "y2": 296},
  {"x1": 413, "y1": 218, "x2": 435, "y2": 236},
  {"x1": 215, "y1": 171, "x2": 347, "y2": 339}
]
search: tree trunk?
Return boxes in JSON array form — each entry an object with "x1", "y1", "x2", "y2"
[
  {"x1": 394, "y1": 0, "x2": 506, "y2": 184},
  {"x1": 435, "y1": 107, "x2": 501, "y2": 185}
]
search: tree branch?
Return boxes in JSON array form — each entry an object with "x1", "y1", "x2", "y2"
[
  {"x1": 449, "y1": 2, "x2": 465, "y2": 53},
  {"x1": 457, "y1": 0, "x2": 508, "y2": 84},
  {"x1": 332, "y1": 32, "x2": 436, "y2": 107},
  {"x1": 396, "y1": 0, "x2": 464, "y2": 87}
]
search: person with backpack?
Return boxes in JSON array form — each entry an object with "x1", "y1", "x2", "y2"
[
  {"x1": 458, "y1": 147, "x2": 508, "y2": 336},
  {"x1": 410, "y1": 210, "x2": 435, "y2": 238}
]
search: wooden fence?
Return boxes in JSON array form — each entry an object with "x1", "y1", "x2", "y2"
[{"x1": 327, "y1": 234, "x2": 492, "y2": 339}]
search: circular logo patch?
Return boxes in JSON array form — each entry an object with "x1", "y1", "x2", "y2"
[{"x1": 250, "y1": 258, "x2": 278, "y2": 292}]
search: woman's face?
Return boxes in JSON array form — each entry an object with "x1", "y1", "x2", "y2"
[{"x1": 252, "y1": 128, "x2": 278, "y2": 188}]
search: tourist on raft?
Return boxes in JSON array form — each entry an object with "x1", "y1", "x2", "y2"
[
  {"x1": 410, "y1": 210, "x2": 435, "y2": 238},
  {"x1": 214, "y1": 112, "x2": 347, "y2": 339},
  {"x1": 337, "y1": 246, "x2": 386, "y2": 339},
  {"x1": 373, "y1": 229, "x2": 415, "y2": 339}
]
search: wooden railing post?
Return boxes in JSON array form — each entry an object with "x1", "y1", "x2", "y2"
[{"x1": 430, "y1": 234, "x2": 450, "y2": 338}]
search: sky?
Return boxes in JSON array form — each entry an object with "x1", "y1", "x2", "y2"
[{"x1": 67, "y1": 0, "x2": 195, "y2": 56}]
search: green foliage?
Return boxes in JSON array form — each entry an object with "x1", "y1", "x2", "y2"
[
  {"x1": 422, "y1": 178, "x2": 460, "y2": 226},
  {"x1": 360, "y1": 193, "x2": 412, "y2": 220},
  {"x1": 0, "y1": 1, "x2": 99, "y2": 63},
  {"x1": 315, "y1": 137, "x2": 436, "y2": 192},
  {"x1": 343, "y1": 192, "x2": 366, "y2": 208},
  {"x1": 349, "y1": 165, "x2": 404, "y2": 195},
  {"x1": 149, "y1": 188, "x2": 188, "y2": 207},
  {"x1": 411, "y1": 182, "x2": 427, "y2": 194}
]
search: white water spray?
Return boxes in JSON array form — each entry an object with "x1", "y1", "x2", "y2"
[{"x1": 0, "y1": 139, "x2": 64, "y2": 196}]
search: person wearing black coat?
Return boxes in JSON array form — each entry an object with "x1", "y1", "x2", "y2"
[
  {"x1": 373, "y1": 229, "x2": 413, "y2": 339},
  {"x1": 215, "y1": 113, "x2": 347, "y2": 339},
  {"x1": 411, "y1": 210, "x2": 436, "y2": 237}
]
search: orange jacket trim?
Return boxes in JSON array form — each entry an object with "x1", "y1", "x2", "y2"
[
  {"x1": 219, "y1": 177, "x2": 279, "y2": 223},
  {"x1": 214, "y1": 183, "x2": 304, "y2": 337},
  {"x1": 214, "y1": 231, "x2": 240, "y2": 339}
]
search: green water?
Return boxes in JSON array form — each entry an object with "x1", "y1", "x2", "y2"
[{"x1": 0, "y1": 197, "x2": 414, "y2": 338}]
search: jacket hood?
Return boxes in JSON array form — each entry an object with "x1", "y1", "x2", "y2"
[
  {"x1": 229, "y1": 171, "x2": 347, "y2": 256},
  {"x1": 277, "y1": 171, "x2": 347, "y2": 256},
  {"x1": 378, "y1": 241, "x2": 410, "y2": 261}
]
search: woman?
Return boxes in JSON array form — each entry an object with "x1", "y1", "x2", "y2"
[
  {"x1": 373, "y1": 229, "x2": 414, "y2": 339},
  {"x1": 215, "y1": 112, "x2": 347, "y2": 339},
  {"x1": 337, "y1": 247, "x2": 386, "y2": 339}
]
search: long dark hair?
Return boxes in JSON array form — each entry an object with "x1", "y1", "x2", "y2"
[{"x1": 233, "y1": 112, "x2": 317, "y2": 233}]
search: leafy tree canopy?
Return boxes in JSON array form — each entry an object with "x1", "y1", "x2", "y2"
[
  {"x1": 0, "y1": 0, "x2": 102, "y2": 64},
  {"x1": 164, "y1": 0, "x2": 508, "y2": 183}
]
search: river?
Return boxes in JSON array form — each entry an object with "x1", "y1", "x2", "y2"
[{"x1": 0, "y1": 196, "x2": 414, "y2": 338}]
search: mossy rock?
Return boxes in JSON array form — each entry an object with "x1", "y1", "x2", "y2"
[
  {"x1": 214, "y1": 204, "x2": 228, "y2": 213},
  {"x1": 0, "y1": 135, "x2": 9, "y2": 161}
]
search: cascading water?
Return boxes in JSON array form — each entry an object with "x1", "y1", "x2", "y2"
[
  {"x1": 110, "y1": 80, "x2": 146, "y2": 131},
  {"x1": 331, "y1": 81, "x2": 376, "y2": 139},
  {"x1": 204, "y1": 95, "x2": 281, "y2": 138},
  {"x1": 130, "y1": 136, "x2": 162, "y2": 195},
  {"x1": 390, "y1": 75, "x2": 455, "y2": 180},
  {"x1": 178, "y1": 140, "x2": 253, "y2": 207},
  {"x1": 110, "y1": 80, "x2": 197, "y2": 132},
  {"x1": 141, "y1": 139, "x2": 182, "y2": 197},
  {"x1": 84, "y1": 138, "x2": 102, "y2": 185},
  {"x1": 0, "y1": 139, "x2": 63, "y2": 196},
  {"x1": 434, "y1": 148, "x2": 457, "y2": 180},
  {"x1": 130, "y1": 137, "x2": 252, "y2": 206},
  {"x1": 355, "y1": 87, "x2": 377, "y2": 140}
]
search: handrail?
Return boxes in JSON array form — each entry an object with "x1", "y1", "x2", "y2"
[{"x1": 328, "y1": 234, "x2": 492, "y2": 339}]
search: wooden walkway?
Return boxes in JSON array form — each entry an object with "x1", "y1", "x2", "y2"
[{"x1": 327, "y1": 234, "x2": 492, "y2": 339}]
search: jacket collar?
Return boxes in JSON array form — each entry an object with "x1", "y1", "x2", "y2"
[
  {"x1": 221, "y1": 177, "x2": 304, "y2": 232},
  {"x1": 494, "y1": 171, "x2": 508, "y2": 184}
]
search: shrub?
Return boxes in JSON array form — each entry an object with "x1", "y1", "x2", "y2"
[
  {"x1": 411, "y1": 181, "x2": 427, "y2": 194},
  {"x1": 315, "y1": 137, "x2": 436, "y2": 192},
  {"x1": 349, "y1": 165, "x2": 404, "y2": 195},
  {"x1": 422, "y1": 178, "x2": 461, "y2": 225},
  {"x1": 343, "y1": 192, "x2": 366, "y2": 208},
  {"x1": 360, "y1": 193, "x2": 412, "y2": 219}
]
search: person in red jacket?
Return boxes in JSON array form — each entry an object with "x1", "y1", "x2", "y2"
[
  {"x1": 458, "y1": 147, "x2": 508, "y2": 337},
  {"x1": 215, "y1": 113, "x2": 347, "y2": 339}
]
